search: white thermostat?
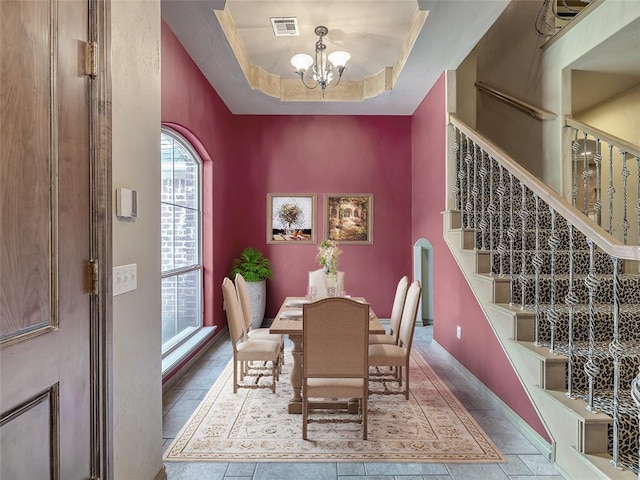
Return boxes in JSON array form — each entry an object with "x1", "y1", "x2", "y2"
[{"x1": 116, "y1": 187, "x2": 138, "y2": 218}]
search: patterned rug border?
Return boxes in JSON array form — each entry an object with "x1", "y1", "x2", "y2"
[{"x1": 164, "y1": 349, "x2": 506, "y2": 463}]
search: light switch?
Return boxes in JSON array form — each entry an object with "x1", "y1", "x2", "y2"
[{"x1": 113, "y1": 263, "x2": 137, "y2": 296}]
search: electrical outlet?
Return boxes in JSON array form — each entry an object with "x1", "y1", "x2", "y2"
[
  {"x1": 456, "y1": 325, "x2": 462, "y2": 339},
  {"x1": 113, "y1": 263, "x2": 137, "y2": 296}
]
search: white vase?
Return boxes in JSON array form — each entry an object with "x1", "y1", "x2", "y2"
[
  {"x1": 245, "y1": 280, "x2": 266, "y2": 329},
  {"x1": 324, "y1": 273, "x2": 337, "y2": 297}
]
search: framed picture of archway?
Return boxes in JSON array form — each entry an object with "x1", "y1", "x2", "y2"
[
  {"x1": 267, "y1": 193, "x2": 317, "y2": 244},
  {"x1": 324, "y1": 194, "x2": 373, "y2": 245}
]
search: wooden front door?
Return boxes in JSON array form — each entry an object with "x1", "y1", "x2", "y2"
[{"x1": 0, "y1": 1, "x2": 98, "y2": 478}]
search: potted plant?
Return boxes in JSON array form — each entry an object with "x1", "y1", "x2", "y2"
[{"x1": 230, "y1": 247, "x2": 273, "y2": 329}]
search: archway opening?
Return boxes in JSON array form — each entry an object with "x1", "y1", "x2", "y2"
[{"x1": 413, "y1": 238, "x2": 434, "y2": 326}]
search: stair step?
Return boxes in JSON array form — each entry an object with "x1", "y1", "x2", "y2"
[
  {"x1": 528, "y1": 304, "x2": 640, "y2": 343},
  {"x1": 545, "y1": 388, "x2": 613, "y2": 425},
  {"x1": 515, "y1": 274, "x2": 640, "y2": 305},
  {"x1": 474, "y1": 226, "x2": 592, "y2": 251},
  {"x1": 544, "y1": 389, "x2": 612, "y2": 454},
  {"x1": 569, "y1": 389, "x2": 640, "y2": 475},
  {"x1": 489, "y1": 249, "x2": 621, "y2": 275},
  {"x1": 515, "y1": 341, "x2": 568, "y2": 390},
  {"x1": 580, "y1": 452, "x2": 639, "y2": 480},
  {"x1": 544, "y1": 341, "x2": 640, "y2": 390}
]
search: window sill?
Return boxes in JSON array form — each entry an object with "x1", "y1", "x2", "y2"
[{"x1": 162, "y1": 327, "x2": 217, "y2": 380}]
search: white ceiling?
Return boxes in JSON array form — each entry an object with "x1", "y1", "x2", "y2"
[
  {"x1": 227, "y1": 1, "x2": 419, "y2": 80},
  {"x1": 161, "y1": 0, "x2": 511, "y2": 115}
]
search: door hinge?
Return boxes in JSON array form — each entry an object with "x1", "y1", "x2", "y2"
[
  {"x1": 85, "y1": 41, "x2": 97, "y2": 78},
  {"x1": 87, "y1": 259, "x2": 99, "y2": 295}
]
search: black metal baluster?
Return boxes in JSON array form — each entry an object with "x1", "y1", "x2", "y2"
[
  {"x1": 608, "y1": 256, "x2": 623, "y2": 470},
  {"x1": 565, "y1": 221, "x2": 577, "y2": 399},
  {"x1": 532, "y1": 194, "x2": 542, "y2": 345},
  {"x1": 584, "y1": 238, "x2": 600, "y2": 413}
]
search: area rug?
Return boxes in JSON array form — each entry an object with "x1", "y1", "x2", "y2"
[{"x1": 164, "y1": 349, "x2": 505, "y2": 463}]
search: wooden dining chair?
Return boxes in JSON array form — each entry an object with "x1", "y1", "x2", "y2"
[
  {"x1": 302, "y1": 297, "x2": 369, "y2": 440},
  {"x1": 308, "y1": 268, "x2": 345, "y2": 298},
  {"x1": 369, "y1": 275, "x2": 409, "y2": 346},
  {"x1": 222, "y1": 277, "x2": 280, "y2": 393},
  {"x1": 235, "y1": 273, "x2": 284, "y2": 371},
  {"x1": 368, "y1": 280, "x2": 421, "y2": 400}
]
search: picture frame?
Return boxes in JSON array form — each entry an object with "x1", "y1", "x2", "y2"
[
  {"x1": 324, "y1": 194, "x2": 373, "y2": 245},
  {"x1": 267, "y1": 193, "x2": 317, "y2": 244}
]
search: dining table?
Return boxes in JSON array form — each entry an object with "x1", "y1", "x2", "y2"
[{"x1": 269, "y1": 296, "x2": 385, "y2": 414}]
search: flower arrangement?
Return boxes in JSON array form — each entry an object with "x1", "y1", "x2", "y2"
[
  {"x1": 276, "y1": 202, "x2": 303, "y2": 231},
  {"x1": 316, "y1": 239, "x2": 342, "y2": 274}
]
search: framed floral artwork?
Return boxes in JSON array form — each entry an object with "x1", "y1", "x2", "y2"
[
  {"x1": 267, "y1": 193, "x2": 317, "y2": 244},
  {"x1": 324, "y1": 194, "x2": 373, "y2": 245}
]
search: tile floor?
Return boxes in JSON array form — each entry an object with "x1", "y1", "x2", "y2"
[{"x1": 162, "y1": 325, "x2": 565, "y2": 480}]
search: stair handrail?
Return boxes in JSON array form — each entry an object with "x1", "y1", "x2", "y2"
[
  {"x1": 449, "y1": 114, "x2": 640, "y2": 261},
  {"x1": 565, "y1": 117, "x2": 640, "y2": 160},
  {"x1": 475, "y1": 82, "x2": 557, "y2": 121}
]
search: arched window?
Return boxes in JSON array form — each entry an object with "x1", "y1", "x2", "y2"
[{"x1": 161, "y1": 128, "x2": 202, "y2": 354}]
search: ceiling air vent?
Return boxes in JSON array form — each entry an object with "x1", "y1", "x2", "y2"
[{"x1": 271, "y1": 17, "x2": 299, "y2": 37}]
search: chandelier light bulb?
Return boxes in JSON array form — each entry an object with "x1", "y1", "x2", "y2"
[
  {"x1": 290, "y1": 53, "x2": 313, "y2": 74},
  {"x1": 328, "y1": 51, "x2": 350, "y2": 69}
]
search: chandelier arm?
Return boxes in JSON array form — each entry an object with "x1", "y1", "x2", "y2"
[
  {"x1": 295, "y1": 72, "x2": 319, "y2": 90},
  {"x1": 328, "y1": 67, "x2": 346, "y2": 89}
]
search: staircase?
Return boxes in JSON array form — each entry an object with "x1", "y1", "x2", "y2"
[
  {"x1": 445, "y1": 115, "x2": 640, "y2": 479},
  {"x1": 537, "y1": 0, "x2": 602, "y2": 38}
]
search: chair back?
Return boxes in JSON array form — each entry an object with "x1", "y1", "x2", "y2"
[
  {"x1": 308, "y1": 268, "x2": 345, "y2": 298},
  {"x1": 398, "y1": 281, "x2": 422, "y2": 353},
  {"x1": 234, "y1": 273, "x2": 253, "y2": 334},
  {"x1": 388, "y1": 276, "x2": 409, "y2": 340},
  {"x1": 222, "y1": 277, "x2": 246, "y2": 347},
  {"x1": 303, "y1": 297, "x2": 369, "y2": 379}
]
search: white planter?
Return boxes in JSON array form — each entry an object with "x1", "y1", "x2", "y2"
[{"x1": 245, "y1": 280, "x2": 266, "y2": 329}]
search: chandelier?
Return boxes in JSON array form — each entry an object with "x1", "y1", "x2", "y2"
[{"x1": 290, "y1": 26, "x2": 351, "y2": 98}]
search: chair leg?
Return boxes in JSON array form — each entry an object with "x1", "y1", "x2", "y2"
[
  {"x1": 279, "y1": 343, "x2": 284, "y2": 373},
  {"x1": 271, "y1": 362, "x2": 277, "y2": 394},
  {"x1": 233, "y1": 358, "x2": 238, "y2": 394},
  {"x1": 362, "y1": 392, "x2": 368, "y2": 440},
  {"x1": 302, "y1": 387, "x2": 308, "y2": 440},
  {"x1": 405, "y1": 359, "x2": 410, "y2": 400}
]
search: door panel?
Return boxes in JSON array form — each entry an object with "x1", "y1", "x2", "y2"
[
  {"x1": 0, "y1": 0, "x2": 55, "y2": 344},
  {"x1": 0, "y1": 0, "x2": 93, "y2": 478},
  {"x1": 0, "y1": 386, "x2": 58, "y2": 480}
]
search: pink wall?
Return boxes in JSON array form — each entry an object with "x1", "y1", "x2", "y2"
[
  {"x1": 229, "y1": 115, "x2": 413, "y2": 318},
  {"x1": 411, "y1": 73, "x2": 548, "y2": 440},
  {"x1": 161, "y1": 20, "x2": 235, "y2": 331}
]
